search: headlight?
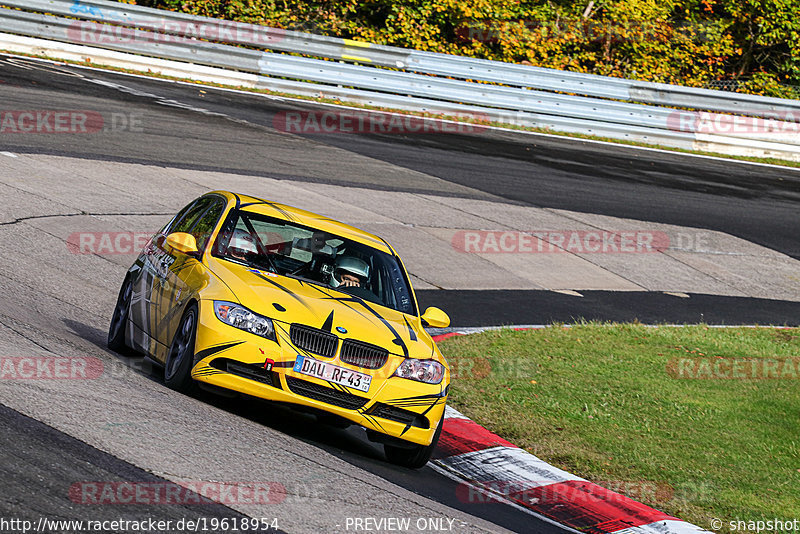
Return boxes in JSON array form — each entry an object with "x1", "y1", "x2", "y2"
[
  {"x1": 393, "y1": 359, "x2": 445, "y2": 384},
  {"x1": 214, "y1": 301, "x2": 276, "y2": 341}
]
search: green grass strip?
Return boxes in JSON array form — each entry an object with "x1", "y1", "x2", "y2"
[{"x1": 440, "y1": 323, "x2": 800, "y2": 530}]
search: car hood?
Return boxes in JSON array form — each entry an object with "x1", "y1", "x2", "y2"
[{"x1": 207, "y1": 258, "x2": 435, "y2": 360}]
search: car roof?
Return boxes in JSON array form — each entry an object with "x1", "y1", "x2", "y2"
[{"x1": 212, "y1": 191, "x2": 394, "y2": 254}]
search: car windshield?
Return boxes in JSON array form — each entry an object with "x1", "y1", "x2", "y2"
[{"x1": 211, "y1": 209, "x2": 416, "y2": 315}]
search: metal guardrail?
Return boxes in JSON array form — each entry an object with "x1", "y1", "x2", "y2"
[
  {"x1": 0, "y1": 0, "x2": 798, "y2": 161},
  {"x1": 2, "y1": 0, "x2": 413, "y2": 67},
  {"x1": 0, "y1": 6, "x2": 682, "y2": 133},
  {"x1": 6, "y1": 0, "x2": 800, "y2": 119}
]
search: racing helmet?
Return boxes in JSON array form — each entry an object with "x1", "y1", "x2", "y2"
[
  {"x1": 330, "y1": 256, "x2": 369, "y2": 288},
  {"x1": 228, "y1": 229, "x2": 258, "y2": 258}
]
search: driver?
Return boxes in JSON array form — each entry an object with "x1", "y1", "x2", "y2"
[
  {"x1": 227, "y1": 229, "x2": 258, "y2": 262},
  {"x1": 329, "y1": 256, "x2": 369, "y2": 289}
]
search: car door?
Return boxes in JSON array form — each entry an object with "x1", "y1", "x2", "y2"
[
  {"x1": 128, "y1": 198, "x2": 203, "y2": 354},
  {"x1": 154, "y1": 196, "x2": 226, "y2": 350},
  {"x1": 134, "y1": 197, "x2": 213, "y2": 351}
]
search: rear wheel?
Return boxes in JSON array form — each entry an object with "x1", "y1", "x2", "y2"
[
  {"x1": 107, "y1": 277, "x2": 132, "y2": 353},
  {"x1": 384, "y1": 415, "x2": 444, "y2": 469},
  {"x1": 164, "y1": 304, "x2": 199, "y2": 394}
]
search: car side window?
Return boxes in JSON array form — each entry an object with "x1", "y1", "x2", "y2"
[
  {"x1": 170, "y1": 197, "x2": 214, "y2": 235},
  {"x1": 189, "y1": 198, "x2": 226, "y2": 252},
  {"x1": 161, "y1": 199, "x2": 198, "y2": 235}
]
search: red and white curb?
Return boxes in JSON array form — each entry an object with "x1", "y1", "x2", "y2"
[{"x1": 431, "y1": 331, "x2": 711, "y2": 534}]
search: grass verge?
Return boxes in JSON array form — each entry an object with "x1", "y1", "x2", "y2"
[{"x1": 439, "y1": 324, "x2": 800, "y2": 530}]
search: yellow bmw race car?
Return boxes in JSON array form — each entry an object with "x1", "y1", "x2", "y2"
[{"x1": 108, "y1": 191, "x2": 451, "y2": 468}]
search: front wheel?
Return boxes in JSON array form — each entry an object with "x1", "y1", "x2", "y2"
[
  {"x1": 384, "y1": 415, "x2": 444, "y2": 469},
  {"x1": 107, "y1": 277, "x2": 132, "y2": 353},
  {"x1": 164, "y1": 304, "x2": 198, "y2": 394}
]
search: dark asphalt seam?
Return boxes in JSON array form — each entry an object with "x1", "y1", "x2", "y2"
[
  {"x1": 412, "y1": 192, "x2": 524, "y2": 226},
  {"x1": 0, "y1": 211, "x2": 175, "y2": 227},
  {"x1": 0, "y1": 212, "x2": 81, "y2": 227},
  {"x1": 0, "y1": 210, "x2": 173, "y2": 271},
  {"x1": 661, "y1": 249, "x2": 748, "y2": 291},
  {"x1": 410, "y1": 273, "x2": 446, "y2": 290},
  {"x1": 17, "y1": 212, "x2": 174, "y2": 271},
  {"x1": 0, "y1": 316, "x2": 58, "y2": 355},
  {"x1": 0, "y1": 311, "x2": 140, "y2": 366}
]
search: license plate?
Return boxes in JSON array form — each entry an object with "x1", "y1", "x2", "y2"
[{"x1": 293, "y1": 355, "x2": 371, "y2": 393}]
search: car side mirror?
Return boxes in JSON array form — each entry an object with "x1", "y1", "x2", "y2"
[
  {"x1": 420, "y1": 306, "x2": 450, "y2": 328},
  {"x1": 165, "y1": 232, "x2": 199, "y2": 256}
]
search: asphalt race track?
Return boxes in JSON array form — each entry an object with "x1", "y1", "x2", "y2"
[
  {"x1": 416, "y1": 290, "x2": 800, "y2": 327},
  {"x1": 0, "y1": 403, "x2": 285, "y2": 534},
  {"x1": 1, "y1": 55, "x2": 798, "y2": 322},
  {"x1": 0, "y1": 53, "x2": 798, "y2": 533}
]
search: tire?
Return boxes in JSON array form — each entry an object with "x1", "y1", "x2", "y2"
[
  {"x1": 107, "y1": 277, "x2": 132, "y2": 353},
  {"x1": 384, "y1": 414, "x2": 444, "y2": 469},
  {"x1": 164, "y1": 303, "x2": 199, "y2": 394}
]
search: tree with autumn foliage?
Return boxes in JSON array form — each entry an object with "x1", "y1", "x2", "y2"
[{"x1": 133, "y1": 0, "x2": 799, "y2": 97}]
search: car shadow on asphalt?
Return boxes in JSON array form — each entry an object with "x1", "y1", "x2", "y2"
[
  {"x1": 61, "y1": 319, "x2": 537, "y2": 533},
  {"x1": 63, "y1": 318, "x2": 171, "y2": 385},
  {"x1": 64, "y1": 318, "x2": 390, "y2": 464}
]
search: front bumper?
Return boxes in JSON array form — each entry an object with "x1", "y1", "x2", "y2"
[{"x1": 190, "y1": 301, "x2": 448, "y2": 446}]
